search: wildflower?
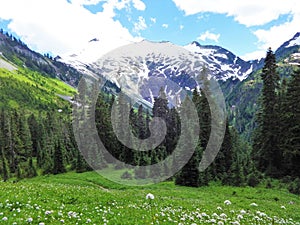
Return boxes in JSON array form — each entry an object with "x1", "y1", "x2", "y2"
[
  {"x1": 217, "y1": 206, "x2": 222, "y2": 211},
  {"x1": 45, "y1": 210, "x2": 52, "y2": 215},
  {"x1": 146, "y1": 193, "x2": 155, "y2": 200},
  {"x1": 250, "y1": 203, "x2": 258, "y2": 207},
  {"x1": 210, "y1": 219, "x2": 216, "y2": 223},
  {"x1": 218, "y1": 222, "x2": 224, "y2": 225},
  {"x1": 281, "y1": 205, "x2": 286, "y2": 209},
  {"x1": 220, "y1": 213, "x2": 227, "y2": 218},
  {"x1": 224, "y1": 200, "x2": 231, "y2": 205},
  {"x1": 39, "y1": 223, "x2": 45, "y2": 225},
  {"x1": 2, "y1": 217, "x2": 8, "y2": 221},
  {"x1": 27, "y1": 217, "x2": 33, "y2": 222},
  {"x1": 60, "y1": 219, "x2": 65, "y2": 223},
  {"x1": 240, "y1": 209, "x2": 246, "y2": 214},
  {"x1": 201, "y1": 212, "x2": 208, "y2": 217},
  {"x1": 231, "y1": 221, "x2": 240, "y2": 225},
  {"x1": 237, "y1": 214, "x2": 243, "y2": 220}
]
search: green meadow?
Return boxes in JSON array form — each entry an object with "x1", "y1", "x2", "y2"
[{"x1": 0, "y1": 171, "x2": 299, "y2": 225}]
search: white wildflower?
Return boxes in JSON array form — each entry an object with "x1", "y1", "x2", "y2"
[
  {"x1": 217, "y1": 206, "x2": 222, "y2": 211},
  {"x1": 45, "y1": 210, "x2": 52, "y2": 215},
  {"x1": 2, "y1": 217, "x2": 8, "y2": 221},
  {"x1": 220, "y1": 213, "x2": 227, "y2": 218},
  {"x1": 146, "y1": 193, "x2": 154, "y2": 200},
  {"x1": 224, "y1": 200, "x2": 231, "y2": 205},
  {"x1": 281, "y1": 205, "x2": 286, "y2": 209},
  {"x1": 201, "y1": 212, "x2": 208, "y2": 217},
  {"x1": 218, "y1": 222, "x2": 224, "y2": 225},
  {"x1": 240, "y1": 209, "x2": 246, "y2": 214},
  {"x1": 27, "y1": 217, "x2": 33, "y2": 222},
  {"x1": 250, "y1": 203, "x2": 258, "y2": 207},
  {"x1": 237, "y1": 214, "x2": 243, "y2": 220},
  {"x1": 231, "y1": 221, "x2": 240, "y2": 225}
]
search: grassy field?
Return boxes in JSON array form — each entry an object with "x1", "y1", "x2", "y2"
[
  {"x1": 0, "y1": 66, "x2": 76, "y2": 111},
  {"x1": 0, "y1": 172, "x2": 299, "y2": 224}
]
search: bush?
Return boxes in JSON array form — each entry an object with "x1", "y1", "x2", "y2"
[
  {"x1": 247, "y1": 172, "x2": 260, "y2": 187},
  {"x1": 288, "y1": 178, "x2": 300, "y2": 195},
  {"x1": 121, "y1": 171, "x2": 132, "y2": 180}
]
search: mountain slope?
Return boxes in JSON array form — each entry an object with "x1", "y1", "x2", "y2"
[
  {"x1": 0, "y1": 31, "x2": 77, "y2": 112},
  {"x1": 0, "y1": 30, "x2": 82, "y2": 86},
  {"x1": 61, "y1": 38, "x2": 263, "y2": 82},
  {"x1": 227, "y1": 32, "x2": 300, "y2": 140},
  {"x1": 275, "y1": 32, "x2": 300, "y2": 64},
  {"x1": 184, "y1": 41, "x2": 263, "y2": 81}
]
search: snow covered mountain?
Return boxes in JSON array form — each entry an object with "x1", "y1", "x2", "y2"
[
  {"x1": 58, "y1": 33, "x2": 300, "y2": 106},
  {"x1": 276, "y1": 32, "x2": 300, "y2": 65},
  {"x1": 60, "y1": 38, "x2": 262, "y2": 82},
  {"x1": 184, "y1": 41, "x2": 262, "y2": 81}
]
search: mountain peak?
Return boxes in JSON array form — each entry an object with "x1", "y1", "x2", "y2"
[{"x1": 191, "y1": 41, "x2": 201, "y2": 47}]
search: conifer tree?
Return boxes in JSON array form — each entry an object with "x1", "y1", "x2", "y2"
[
  {"x1": 175, "y1": 96, "x2": 201, "y2": 187},
  {"x1": 52, "y1": 139, "x2": 66, "y2": 174},
  {"x1": 1, "y1": 147, "x2": 9, "y2": 181},
  {"x1": 252, "y1": 48, "x2": 281, "y2": 177},
  {"x1": 282, "y1": 67, "x2": 300, "y2": 177}
]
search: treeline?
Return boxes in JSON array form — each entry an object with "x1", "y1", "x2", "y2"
[
  {"x1": 252, "y1": 48, "x2": 300, "y2": 193},
  {"x1": 0, "y1": 109, "x2": 89, "y2": 181},
  {"x1": 73, "y1": 77, "x2": 255, "y2": 187}
]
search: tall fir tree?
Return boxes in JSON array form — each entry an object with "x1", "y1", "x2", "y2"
[
  {"x1": 252, "y1": 48, "x2": 282, "y2": 177},
  {"x1": 175, "y1": 96, "x2": 201, "y2": 187},
  {"x1": 282, "y1": 67, "x2": 300, "y2": 177},
  {"x1": 52, "y1": 139, "x2": 66, "y2": 175}
]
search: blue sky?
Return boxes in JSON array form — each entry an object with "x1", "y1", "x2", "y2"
[{"x1": 0, "y1": 0, "x2": 299, "y2": 60}]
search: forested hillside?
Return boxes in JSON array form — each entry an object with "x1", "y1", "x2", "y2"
[{"x1": 0, "y1": 31, "x2": 299, "y2": 197}]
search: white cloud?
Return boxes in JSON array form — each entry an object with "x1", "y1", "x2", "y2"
[
  {"x1": 172, "y1": 0, "x2": 298, "y2": 26},
  {"x1": 132, "y1": 0, "x2": 146, "y2": 11},
  {"x1": 70, "y1": 0, "x2": 104, "y2": 6},
  {"x1": 162, "y1": 24, "x2": 169, "y2": 29},
  {"x1": 197, "y1": 31, "x2": 220, "y2": 43},
  {"x1": 173, "y1": 0, "x2": 300, "y2": 60},
  {"x1": 241, "y1": 50, "x2": 266, "y2": 61},
  {"x1": 0, "y1": 0, "x2": 144, "y2": 56},
  {"x1": 253, "y1": 14, "x2": 300, "y2": 51},
  {"x1": 150, "y1": 17, "x2": 156, "y2": 23},
  {"x1": 133, "y1": 16, "x2": 147, "y2": 34},
  {"x1": 180, "y1": 25, "x2": 184, "y2": 30},
  {"x1": 243, "y1": 13, "x2": 300, "y2": 60}
]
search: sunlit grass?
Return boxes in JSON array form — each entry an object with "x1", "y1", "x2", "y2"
[{"x1": 0, "y1": 171, "x2": 299, "y2": 224}]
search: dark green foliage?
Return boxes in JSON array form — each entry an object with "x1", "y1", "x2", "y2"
[
  {"x1": 288, "y1": 178, "x2": 300, "y2": 195},
  {"x1": 52, "y1": 139, "x2": 66, "y2": 175},
  {"x1": 1, "y1": 147, "x2": 9, "y2": 181},
  {"x1": 252, "y1": 48, "x2": 282, "y2": 177},
  {"x1": 247, "y1": 171, "x2": 261, "y2": 187},
  {"x1": 24, "y1": 157, "x2": 37, "y2": 178},
  {"x1": 280, "y1": 68, "x2": 300, "y2": 178}
]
